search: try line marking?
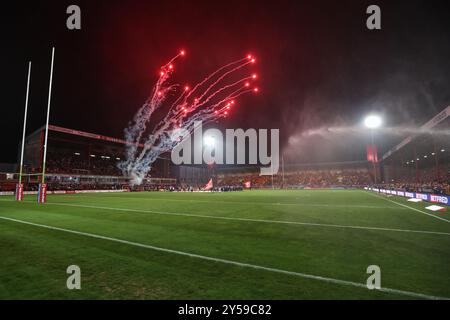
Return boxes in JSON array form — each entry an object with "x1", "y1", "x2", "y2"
[
  {"x1": 0, "y1": 215, "x2": 447, "y2": 300},
  {"x1": 366, "y1": 191, "x2": 450, "y2": 224},
  {"x1": 10, "y1": 199, "x2": 450, "y2": 237}
]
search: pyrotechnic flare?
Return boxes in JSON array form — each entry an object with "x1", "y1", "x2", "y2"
[{"x1": 120, "y1": 50, "x2": 259, "y2": 185}]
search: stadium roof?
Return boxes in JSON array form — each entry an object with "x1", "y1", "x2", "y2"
[
  {"x1": 382, "y1": 105, "x2": 450, "y2": 161},
  {"x1": 27, "y1": 124, "x2": 144, "y2": 148}
]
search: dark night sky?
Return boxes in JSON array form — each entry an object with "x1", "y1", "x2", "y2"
[{"x1": 2, "y1": 0, "x2": 450, "y2": 164}]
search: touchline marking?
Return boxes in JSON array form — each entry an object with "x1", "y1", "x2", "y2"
[
  {"x1": 0, "y1": 215, "x2": 447, "y2": 300},
  {"x1": 367, "y1": 192, "x2": 450, "y2": 224},
  {"x1": 15, "y1": 200, "x2": 450, "y2": 237}
]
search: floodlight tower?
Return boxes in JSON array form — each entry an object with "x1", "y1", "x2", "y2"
[{"x1": 364, "y1": 115, "x2": 382, "y2": 184}]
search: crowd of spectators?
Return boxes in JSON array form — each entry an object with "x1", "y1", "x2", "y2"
[
  {"x1": 46, "y1": 182, "x2": 124, "y2": 191},
  {"x1": 377, "y1": 171, "x2": 450, "y2": 195},
  {"x1": 2, "y1": 158, "x2": 449, "y2": 195},
  {"x1": 0, "y1": 182, "x2": 16, "y2": 192},
  {"x1": 130, "y1": 184, "x2": 243, "y2": 192},
  {"x1": 1, "y1": 168, "x2": 373, "y2": 191},
  {"x1": 45, "y1": 153, "x2": 172, "y2": 178},
  {"x1": 218, "y1": 169, "x2": 372, "y2": 189},
  {"x1": 46, "y1": 153, "x2": 122, "y2": 176}
]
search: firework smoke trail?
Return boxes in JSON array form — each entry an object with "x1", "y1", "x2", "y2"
[{"x1": 120, "y1": 51, "x2": 259, "y2": 185}]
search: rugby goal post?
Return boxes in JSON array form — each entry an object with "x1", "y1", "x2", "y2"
[
  {"x1": 16, "y1": 61, "x2": 31, "y2": 201},
  {"x1": 38, "y1": 47, "x2": 55, "y2": 204}
]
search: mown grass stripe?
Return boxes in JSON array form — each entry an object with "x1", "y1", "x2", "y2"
[
  {"x1": 0, "y1": 215, "x2": 448, "y2": 300},
  {"x1": 21, "y1": 200, "x2": 450, "y2": 237}
]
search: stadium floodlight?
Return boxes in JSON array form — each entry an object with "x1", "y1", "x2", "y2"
[
  {"x1": 204, "y1": 136, "x2": 216, "y2": 147},
  {"x1": 364, "y1": 115, "x2": 382, "y2": 129},
  {"x1": 364, "y1": 114, "x2": 382, "y2": 184}
]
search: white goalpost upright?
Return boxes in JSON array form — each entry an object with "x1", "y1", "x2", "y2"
[
  {"x1": 16, "y1": 61, "x2": 32, "y2": 201},
  {"x1": 38, "y1": 47, "x2": 55, "y2": 204}
]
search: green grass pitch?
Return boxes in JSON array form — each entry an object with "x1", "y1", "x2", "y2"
[{"x1": 0, "y1": 189, "x2": 449, "y2": 299}]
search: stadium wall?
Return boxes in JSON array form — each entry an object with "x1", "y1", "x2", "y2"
[{"x1": 0, "y1": 189, "x2": 129, "y2": 196}]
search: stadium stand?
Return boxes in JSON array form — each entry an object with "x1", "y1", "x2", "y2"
[
  {"x1": 378, "y1": 106, "x2": 450, "y2": 195},
  {"x1": 2, "y1": 106, "x2": 448, "y2": 195},
  {"x1": 216, "y1": 161, "x2": 373, "y2": 189},
  {"x1": 1, "y1": 125, "x2": 175, "y2": 191}
]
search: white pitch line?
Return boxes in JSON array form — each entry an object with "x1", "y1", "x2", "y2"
[
  {"x1": 367, "y1": 192, "x2": 450, "y2": 224},
  {"x1": 0, "y1": 215, "x2": 447, "y2": 300},
  {"x1": 13, "y1": 200, "x2": 450, "y2": 237}
]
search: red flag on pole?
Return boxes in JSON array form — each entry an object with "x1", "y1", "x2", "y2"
[
  {"x1": 366, "y1": 145, "x2": 378, "y2": 163},
  {"x1": 204, "y1": 178, "x2": 213, "y2": 191}
]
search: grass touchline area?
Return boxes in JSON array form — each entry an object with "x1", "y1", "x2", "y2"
[
  {"x1": 0, "y1": 215, "x2": 447, "y2": 300},
  {"x1": 12, "y1": 199, "x2": 450, "y2": 237},
  {"x1": 1, "y1": 189, "x2": 449, "y2": 299},
  {"x1": 366, "y1": 191, "x2": 450, "y2": 223}
]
